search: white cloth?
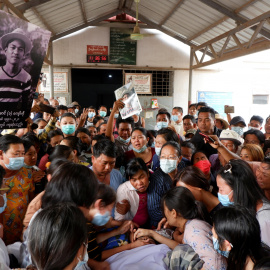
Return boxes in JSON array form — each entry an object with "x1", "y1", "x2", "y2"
[
  {"x1": 171, "y1": 121, "x2": 184, "y2": 136},
  {"x1": 0, "y1": 238, "x2": 9, "y2": 270},
  {"x1": 114, "y1": 181, "x2": 139, "y2": 221},
  {"x1": 257, "y1": 200, "x2": 270, "y2": 246},
  {"x1": 106, "y1": 244, "x2": 170, "y2": 270}
]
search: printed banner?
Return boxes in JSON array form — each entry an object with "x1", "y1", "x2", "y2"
[
  {"x1": 125, "y1": 73, "x2": 152, "y2": 94},
  {"x1": 0, "y1": 10, "x2": 51, "y2": 128}
]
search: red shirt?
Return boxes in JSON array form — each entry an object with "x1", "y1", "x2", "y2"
[{"x1": 132, "y1": 192, "x2": 148, "y2": 226}]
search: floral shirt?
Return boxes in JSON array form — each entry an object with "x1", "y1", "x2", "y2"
[
  {"x1": 183, "y1": 219, "x2": 227, "y2": 270},
  {"x1": 2, "y1": 168, "x2": 34, "y2": 245}
]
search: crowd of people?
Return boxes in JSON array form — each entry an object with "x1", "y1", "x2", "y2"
[{"x1": 0, "y1": 95, "x2": 269, "y2": 270}]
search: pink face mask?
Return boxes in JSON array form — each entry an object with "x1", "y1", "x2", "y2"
[{"x1": 194, "y1": 160, "x2": 211, "y2": 175}]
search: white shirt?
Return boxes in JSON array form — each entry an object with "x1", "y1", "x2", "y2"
[{"x1": 171, "y1": 121, "x2": 184, "y2": 136}]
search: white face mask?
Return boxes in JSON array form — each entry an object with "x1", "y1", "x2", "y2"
[
  {"x1": 75, "y1": 243, "x2": 88, "y2": 269},
  {"x1": 160, "y1": 159, "x2": 178, "y2": 174}
]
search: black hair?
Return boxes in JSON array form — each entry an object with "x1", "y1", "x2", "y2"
[
  {"x1": 0, "y1": 165, "x2": 5, "y2": 187},
  {"x1": 60, "y1": 112, "x2": 76, "y2": 121},
  {"x1": 28, "y1": 204, "x2": 87, "y2": 270},
  {"x1": 75, "y1": 127, "x2": 91, "y2": 137},
  {"x1": 98, "y1": 105, "x2": 107, "y2": 110},
  {"x1": 147, "y1": 130, "x2": 157, "y2": 147},
  {"x1": 198, "y1": 106, "x2": 215, "y2": 119},
  {"x1": 191, "y1": 150, "x2": 208, "y2": 165},
  {"x1": 131, "y1": 127, "x2": 149, "y2": 138},
  {"x1": 196, "y1": 102, "x2": 208, "y2": 109},
  {"x1": 250, "y1": 115, "x2": 264, "y2": 125},
  {"x1": 97, "y1": 122, "x2": 107, "y2": 133},
  {"x1": 181, "y1": 141, "x2": 196, "y2": 154},
  {"x1": 126, "y1": 158, "x2": 149, "y2": 180},
  {"x1": 92, "y1": 134, "x2": 107, "y2": 142},
  {"x1": 116, "y1": 116, "x2": 134, "y2": 130},
  {"x1": 0, "y1": 134, "x2": 23, "y2": 152},
  {"x1": 57, "y1": 105, "x2": 68, "y2": 111},
  {"x1": 243, "y1": 129, "x2": 265, "y2": 145},
  {"x1": 34, "y1": 118, "x2": 47, "y2": 125},
  {"x1": 266, "y1": 115, "x2": 270, "y2": 123},
  {"x1": 88, "y1": 106, "x2": 96, "y2": 111},
  {"x1": 213, "y1": 206, "x2": 270, "y2": 270},
  {"x1": 47, "y1": 129, "x2": 63, "y2": 143},
  {"x1": 157, "y1": 128, "x2": 180, "y2": 144},
  {"x1": 183, "y1": 115, "x2": 196, "y2": 124},
  {"x1": 173, "y1": 107, "x2": 183, "y2": 114},
  {"x1": 156, "y1": 111, "x2": 171, "y2": 121},
  {"x1": 262, "y1": 156, "x2": 270, "y2": 169},
  {"x1": 61, "y1": 136, "x2": 83, "y2": 156},
  {"x1": 148, "y1": 130, "x2": 157, "y2": 138},
  {"x1": 22, "y1": 133, "x2": 41, "y2": 146},
  {"x1": 47, "y1": 159, "x2": 68, "y2": 175},
  {"x1": 42, "y1": 161, "x2": 98, "y2": 208},
  {"x1": 175, "y1": 166, "x2": 210, "y2": 190},
  {"x1": 48, "y1": 145, "x2": 73, "y2": 162},
  {"x1": 253, "y1": 257, "x2": 270, "y2": 270},
  {"x1": 96, "y1": 184, "x2": 116, "y2": 207},
  {"x1": 22, "y1": 139, "x2": 35, "y2": 153},
  {"x1": 160, "y1": 141, "x2": 181, "y2": 157},
  {"x1": 93, "y1": 116, "x2": 104, "y2": 126},
  {"x1": 217, "y1": 159, "x2": 266, "y2": 216},
  {"x1": 162, "y1": 186, "x2": 210, "y2": 223},
  {"x1": 93, "y1": 139, "x2": 117, "y2": 159},
  {"x1": 189, "y1": 103, "x2": 197, "y2": 109}
]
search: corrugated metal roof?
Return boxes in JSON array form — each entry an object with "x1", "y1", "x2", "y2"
[{"x1": 5, "y1": 0, "x2": 270, "y2": 58}]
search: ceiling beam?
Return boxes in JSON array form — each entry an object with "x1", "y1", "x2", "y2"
[
  {"x1": 125, "y1": 0, "x2": 134, "y2": 10},
  {"x1": 159, "y1": 0, "x2": 185, "y2": 26},
  {"x1": 199, "y1": 0, "x2": 270, "y2": 40},
  {"x1": 51, "y1": 10, "x2": 121, "y2": 41},
  {"x1": 118, "y1": 0, "x2": 125, "y2": 10},
  {"x1": 78, "y1": 0, "x2": 87, "y2": 24},
  {"x1": 1, "y1": 0, "x2": 28, "y2": 20},
  {"x1": 127, "y1": 9, "x2": 213, "y2": 57},
  {"x1": 16, "y1": 0, "x2": 52, "y2": 13},
  {"x1": 32, "y1": 7, "x2": 55, "y2": 35},
  {"x1": 187, "y1": 0, "x2": 260, "y2": 41}
]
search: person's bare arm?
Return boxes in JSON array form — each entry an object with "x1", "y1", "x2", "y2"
[
  {"x1": 141, "y1": 117, "x2": 145, "y2": 128},
  {"x1": 105, "y1": 99, "x2": 125, "y2": 142}
]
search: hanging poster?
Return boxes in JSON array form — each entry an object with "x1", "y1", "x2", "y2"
[
  {"x1": 0, "y1": 10, "x2": 51, "y2": 128},
  {"x1": 125, "y1": 73, "x2": 152, "y2": 94},
  {"x1": 115, "y1": 82, "x2": 142, "y2": 119},
  {"x1": 40, "y1": 72, "x2": 68, "y2": 93}
]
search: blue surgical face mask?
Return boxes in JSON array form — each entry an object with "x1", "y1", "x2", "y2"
[
  {"x1": 4, "y1": 155, "x2": 24, "y2": 171},
  {"x1": 133, "y1": 144, "x2": 147, "y2": 153},
  {"x1": 248, "y1": 126, "x2": 260, "y2": 131},
  {"x1": 88, "y1": 112, "x2": 95, "y2": 118},
  {"x1": 92, "y1": 211, "x2": 111, "y2": 226},
  {"x1": 155, "y1": 147, "x2": 161, "y2": 156},
  {"x1": 0, "y1": 194, "x2": 7, "y2": 214},
  {"x1": 114, "y1": 113, "x2": 119, "y2": 118},
  {"x1": 218, "y1": 190, "x2": 233, "y2": 206},
  {"x1": 99, "y1": 111, "x2": 107, "y2": 117},
  {"x1": 24, "y1": 163, "x2": 33, "y2": 169},
  {"x1": 231, "y1": 126, "x2": 244, "y2": 136},
  {"x1": 212, "y1": 236, "x2": 230, "y2": 258},
  {"x1": 119, "y1": 136, "x2": 131, "y2": 144},
  {"x1": 75, "y1": 244, "x2": 89, "y2": 270},
  {"x1": 61, "y1": 124, "x2": 76, "y2": 135},
  {"x1": 171, "y1": 115, "x2": 179, "y2": 122},
  {"x1": 160, "y1": 159, "x2": 178, "y2": 174},
  {"x1": 151, "y1": 142, "x2": 155, "y2": 148},
  {"x1": 157, "y1": 121, "x2": 168, "y2": 130},
  {"x1": 38, "y1": 129, "x2": 44, "y2": 135}
]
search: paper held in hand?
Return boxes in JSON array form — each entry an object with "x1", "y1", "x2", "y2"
[{"x1": 114, "y1": 82, "x2": 142, "y2": 119}]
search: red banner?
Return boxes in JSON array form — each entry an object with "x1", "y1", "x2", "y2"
[{"x1": 87, "y1": 45, "x2": 108, "y2": 55}]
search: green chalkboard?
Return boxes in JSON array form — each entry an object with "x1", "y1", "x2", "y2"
[{"x1": 110, "y1": 28, "x2": 137, "y2": 65}]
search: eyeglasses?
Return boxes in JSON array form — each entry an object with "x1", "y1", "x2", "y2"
[
  {"x1": 160, "y1": 155, "x2": 178, "y2": 160},
  {"x1": 223, "y1": 163, "x2": 232, "y2": 174}
]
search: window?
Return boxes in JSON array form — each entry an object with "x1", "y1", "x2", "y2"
[
  {"x1": 253, "y1": 95, "x2": 269, "y2": 104},
  {"x1": 124, "y1": 70, "x2": 174, "y2": 96}
]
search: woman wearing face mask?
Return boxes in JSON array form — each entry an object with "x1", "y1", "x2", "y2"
[
  {"x1": 134, "y1": 187, "x2": 226, "y2": 270},
  {"x1": 191, "y1": 151, "x2": 217, "y2": 193},
  {"x1": 175, "y1": 166, "x2": 222, "y2": 219},
  {"x1": 217, "y1": 159, "x2": 270, "y2": 246},
  {"x1": 0, "y1": 135, "x2": 35, "y2": 245},
  {"x1": 28, "y1": 203, "x2": 89, "y2": 270},
  {"x1": 60, "y1": 112, "x2": 77, "y2": 137},
  {"x1": 212, "y1": 206, "x2": 270, "y2": 270},
  {"x1": 38, "y1": 129, "x2": 64, "y2": 171},
  {"x1": 152, "y1": 128, "x2": 181, "y2": 171},
  {"x1": 23, "y1": 140, "x2": 46, "y2": 194},
  {"x1": 125, "y1": 128, "x2": 155, "y2": 169}
]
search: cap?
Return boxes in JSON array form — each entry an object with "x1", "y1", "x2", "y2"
[
  {"x1": 219, "y1": 130, "x2": 242, "y2": 146},
  {"x1": 67, "y1": 101, "x2": 80, "y2": 108},
  {"x1": 230, "y1": 116, "x2": 246, "y2": 127},
  {"x1": 185, "y1": 129, "x2": 197, "y2": 136},
  {"x1": 215, "y1": 114, "x2": 229, "y2": 129},
  {"x1": 0, "y1": 28, "x2": 32, "y2": 54}
]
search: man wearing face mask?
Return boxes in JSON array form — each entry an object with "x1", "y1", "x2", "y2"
[
  {"x1": 229, "y1": 116, "x2": 246, "y2": 137},
  {"x1": 171, "y1": 107, "x2": 184, "y2": 136},
  {"x1": 155, "y1": 110, "x2": 171, "y2": 131},
  {"x1": 98, "y1": 105, "x2": 108, "y2": 120},
  {"x1": 106, "y1": 99, "x2": 134, "y2": 153},
  {"x1": 0, "y1": 135, "x2": 35, "y2": 245},
  {"x1": 248, "y1": 115, "x2": 264, "y2": 131}
]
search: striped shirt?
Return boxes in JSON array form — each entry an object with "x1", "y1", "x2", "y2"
[
  {"x1": 0, "y1": 66, "x2": 31, "y2": 110},
  {"x1": 87, "y1": 222, "x2": 102, "y2": 261}
]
